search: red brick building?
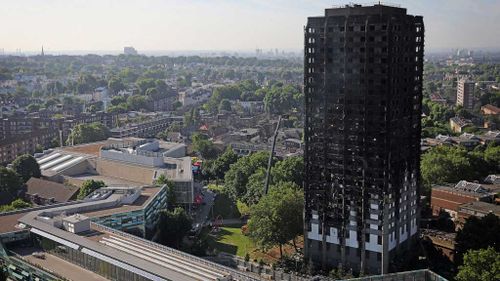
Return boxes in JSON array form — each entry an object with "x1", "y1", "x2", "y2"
[
  {"x1": 457, "y1": 201, "x2": 500, "y2": 229},
  {"x1": 430, "y1": 180, "x2": 495, "y2": 220}
]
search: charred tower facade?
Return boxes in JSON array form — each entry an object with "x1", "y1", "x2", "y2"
[{"x1": 304, "y1": 4, "x2": 424, "y2": 274}]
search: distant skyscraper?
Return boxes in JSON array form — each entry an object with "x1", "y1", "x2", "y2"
[
  {"x1": 456, "y1": 79, "x2": 475, "y2": 110},
  {"x1": 41, "y1": 45, "x2": 44, "y2": 56},
  {"x1": 124, "y1": 46, "x2": 138, "y2": 55},
  {"x1": 304, "y1": 4, "x2": 424, "y2": 274}
]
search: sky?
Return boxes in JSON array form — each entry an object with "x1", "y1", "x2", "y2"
[{"x1": 0, "y1": 0, "x2": 499, "y2": 54}]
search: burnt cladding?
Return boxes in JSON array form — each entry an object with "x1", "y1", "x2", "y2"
[{"x1": 303, "y1": 4, "x2": 424, "y2": 274}]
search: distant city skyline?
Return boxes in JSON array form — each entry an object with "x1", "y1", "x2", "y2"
[{"x1": 1, "y1": 0, "x2": 499, "y2": 54}]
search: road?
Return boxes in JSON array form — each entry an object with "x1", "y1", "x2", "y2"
[{"x1": 192, "y1": 186, "x2": 215, "y2": 228}]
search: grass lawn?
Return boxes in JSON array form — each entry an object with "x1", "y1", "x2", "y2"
[
  {"x1": 204, "y1": 223, "x2": 303, "y2": 264},
  {"x1": 206, "y1": 224, "x2": 256, "y2": 257}
]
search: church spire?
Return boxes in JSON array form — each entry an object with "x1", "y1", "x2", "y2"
[{"x1": 41, "y1": 45, "x2": 44, "y2": 56}]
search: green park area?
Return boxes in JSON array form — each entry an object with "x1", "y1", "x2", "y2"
[{"x1": 205, "y1": 224, "x2": 255, "y2": 257}]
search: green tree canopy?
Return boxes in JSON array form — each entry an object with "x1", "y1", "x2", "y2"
[
  {"x1": 455, "y1": 213, "x2": 500, "y2": 263},
  {"x1": 271, "y1": 156, "x2": 304, "y2": 188},
  {"x1": 110, "y1": 95, "x2": 127, "y2": 106},
  {"x1": 241, "y1": 167, "x2": 267, "y2": 206},
  {"x1": 0, "y1": 166, "x2": 23, "y2": 198},
  {"x1": 127, "y1": 95, "x2": 149, "y2": 111},
  {"x1": 484, "y1": 144, "x2": 500, "y2": 173},
  {"x1": 456, "y1": 247, "x2": 500, "y2": 281},
  {"x1": 157, "y1": 207, "x2": 192, "y2": 248},
  {"x1": 202, "y1": 147, "x2": 239, "y2": 183},
  {"x1": 263, "y1": 84, "x2": 303, "y2": 114},
  {"x1": 67, "y1": 122, "x2": 110, "y2": 145},
  {"x1": 420, "y1": 145, "x2": 489, "y2": 190},
  {"x1": 155, "y1": 174, "x2": 176, "y2": 209},
  {"x1": 77, "y1": 179, "x2": 106, "y2": 199},
  {"x1": 247, "y1": 182, "x2": 303, "y2": 257},
  {"x1": 108, "y1": 77, "x2": 126, "y2": 95},
  {"x1": 224, "y1": 151, "x2": 269, "y2": 200},
  {"x1": 191, "y1": 133, "x2": 219, "y2": 159},
  {"x1": 11, "y1": 154, "x2": 41, "y2": 182},
  {"x1": 0, "y1": 198, "x2": 32, "y2": 213},
  {"x1": 218, "y1": 98, "x2": 232, "y2": 112}
]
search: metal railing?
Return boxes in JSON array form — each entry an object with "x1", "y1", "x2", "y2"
[{"x1": 91, "y1": 222, "x2": 263, "y2": 281}]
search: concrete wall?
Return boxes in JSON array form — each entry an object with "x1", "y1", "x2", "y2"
[
  {"x1": 100, "y1": 149, "x2": 163, "y2": 167},
  {"x1": 96, "y1": 159, "x2": 155, "y2": 184}
]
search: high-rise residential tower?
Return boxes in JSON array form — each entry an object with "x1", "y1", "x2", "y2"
[
  {"x1": 456, "y1": 79, "x2": 475, "y2": 110},
  {"x1": 304, "y1": 4, "x2": 424, "y2": 274}
]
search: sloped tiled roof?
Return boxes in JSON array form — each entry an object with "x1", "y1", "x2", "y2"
[{"x1": 26, "y1": 177, "x2": 79, "y2": 203}]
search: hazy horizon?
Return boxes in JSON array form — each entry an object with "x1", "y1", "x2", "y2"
[{"x1": 1, "y1": 0, "x2": 499, "y2": 54}]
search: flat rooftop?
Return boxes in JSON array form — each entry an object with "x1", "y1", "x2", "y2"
[
  {"x1": 61, "y1": 141, "x2": 106, "y2": 157},
  {"x1": 0, "y1": 212, "x2": 30, "y2": 234},
  {"x1": 66, "y1": 174, "x2": 145, "y2": 187},
  {"x1": 80, "y1": 187, "x2": 160, "y2": 218},
  {"x1": 10, "y1": 246, "x2": 108, "y2": 281},
  {"x1": 459, "y1": 201, "x2": 500, "y2": 216}
]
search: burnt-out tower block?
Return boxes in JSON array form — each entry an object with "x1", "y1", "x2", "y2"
[{"x1": 304, "y1": 4, "x2": 424, "y2": 274}]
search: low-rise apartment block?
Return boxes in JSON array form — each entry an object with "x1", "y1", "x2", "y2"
[
  {"x1": 0, "y1": 129, "x2": 58, "y2": 164},
  {"x1": 110, "y1": 115, "x2": 183, "y2": 138}
]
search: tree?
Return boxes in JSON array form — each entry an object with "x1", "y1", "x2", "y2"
[
  {"x1": 10, "y1": 198, "x2": 32, "y2": 209},
  {"x1": 110, "y1": 95, "x2": 127, "y2": 106},
  {"x1": 11, "y1": 154, "x2": 41, "y2": 182},
  {"x1": 155, "y1": 174, "x2": 176, "y2": 209},
  {"x1": 27, "y1": 103, "x2": 41, "y2": 113},
  {"x1": 224, "y1": 151, "x2": 269, "y2": 200},
  {"x1": 484, "y1": 144, "x2": 500, "y2": 173},
  {"x1": 67, "y1": 122, "x2": 110, "y2": 145},
  {"x1": 191, "y1": 133, "x2": 219, "y2": 159},
  {"x1": 420, "y1": 146, "x2": 486, "y2": 191},
  {"x1": 0, "y1": 166, "x2": 23, "y2": 198},
  {"x1": 77, "y1": 179, "x2": 106, "y2": 199},
  {"x1": 271, "y1": 156, "x2": 304, "y2": 188},
  {"x1": 108, "y1": 77, "x2": 126, "y2": 94},
  {"x1": 455, "y1": 213, "x2": 500, "y2": 263},
  {"x1": 456, "y1": 247, "x2": 500, "y2": 281},
  {"x1": 263, "y1": 84, "x2": 303, "y2": 114},
  {"x1": 242, "y1": 167, "x2": 266, "y2": 206},
  {"x1": 136, "y1": 78, "x2": 157, "y2": 95},
  {"x1": 127, "y1": 95, "x2": 149, "y2": 111},
  {"x1": 107, "y1": 103, "x2": 128, "y2": 114},
  {"x1": 247, "y1": 182, "x2": 303, "y2": 258},
  {"x1": 0, "y1": 200, "x2": 26, "y2": 213},
  {"x1": 218, "y1": 99, "x2": 232, "y2": 112},
  {"x1": 119, "y1": 68, "x2": 139, "y2": 83},
  {"x1": 157, "y1": 207, "x2": 193, "y2": 248},
  {"x1": 202, "y1": 147, "x2": 239, "y2": 183}
]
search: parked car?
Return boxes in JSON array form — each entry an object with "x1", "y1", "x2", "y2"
[{"x1": 32, "y1": 252, "x2": 45, "y2": 259}]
